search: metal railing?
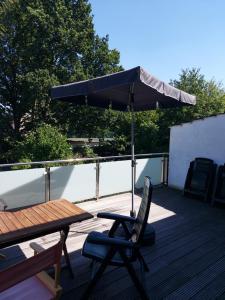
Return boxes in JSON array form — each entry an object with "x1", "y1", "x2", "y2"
[{"x1": 0, "y1": 153, "x2": 169, "y2": 203}]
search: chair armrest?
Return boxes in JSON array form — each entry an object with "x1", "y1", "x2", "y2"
[
  {"x1": 30, "y1": 242, "x2": 45, "y2": 254},
  {"x1": 87, "y1": 231, "x2": 134, "y2": 248},
  {"x1": 0, "y1": 199, "x2": 7, "y2": 211},
  {"x1": 97, "y1": 212, "x2": 136, "y2": 223}
]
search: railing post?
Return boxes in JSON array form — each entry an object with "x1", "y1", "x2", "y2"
[
  {"x1": 45, "y1": 166, "x2": 50, "y2": 202},
  {"x1": 134, "y1": 157, "x2": 137, "y2": 192},
  {"x1": 162, "y1": 156, "x2": 169, "y2": 185},
  {"x1": 95, "y1": 160, "x2": 100, "y2": 200}
]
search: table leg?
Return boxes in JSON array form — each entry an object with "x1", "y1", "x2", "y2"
[{"x1": 62, "y1": 226, "x2": 74, "y2": 278}]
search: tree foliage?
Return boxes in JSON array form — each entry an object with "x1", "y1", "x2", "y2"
[
  {"x1": 0, "y1": 1, "x2": 225, "y2": 163},
  {"x1": 13, "y1": 124, "x2": 73, "y2": 161},
  {"x1": 156, "y1": 68, "x2": 225, "y2": 151},
  {"x1": 95, "y1": 68, "x2": 225, "y2": 155},
  {"x1": 0, "y1": 0, "x2": 121, "y2": 143}
]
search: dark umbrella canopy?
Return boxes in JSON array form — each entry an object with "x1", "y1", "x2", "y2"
[
  {"x1": 51, "y1": 66, "x2": 196, "y2": 110},
  {"x1": 51, "y1": 66, "x2": 196, "y2": 216}
]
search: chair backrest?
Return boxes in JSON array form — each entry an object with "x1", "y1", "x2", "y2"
[
  {"x1": 0, "y1": 235, "x2": 64, "y2": 293},
  {"x1": 214, "y1": 164, "x2": 225, "y2": 199},
  {"x1": 188, "y1": 157, "x2": 214, "y2": 192},
  {"x1": 131, "y1": 176, "x2": 153, "y2": 245}
]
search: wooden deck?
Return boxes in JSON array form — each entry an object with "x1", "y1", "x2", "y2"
[{"x1": 2, "y1": 187, "x2": 225, "y2": 299}]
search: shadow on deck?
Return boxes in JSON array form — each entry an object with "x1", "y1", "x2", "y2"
[{"x1": 2, "y1": 187, "x2": 225, "y2": 299}]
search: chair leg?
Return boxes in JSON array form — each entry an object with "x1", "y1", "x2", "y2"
[
  {"x1": 137, "y1": 252, "x2": 149, "y2": 272},
  {"x1": 89, "y1": 260, "x2": 94, "y2": 269},
  {"x1": 140, "y1": 257, "x2": 146, "y2": 290},
  {"x1": 81, "y1": 259, "x2": 108, "y2": 300},
  {"x1": 90, "y1": 260, "x2": 99, "y2": 279},
  {"x1": 81, "y1": 249, "x2": 116, "y2": 300},
  {"x1": 127, "y1": 263, "x2": 149, "y2": 300},
  {"x1": 120, "y1": 251, "x2": 149, "y2": 300},
  {"x1": 62, "y1": 226, "x2": 74, "y2": 278}
]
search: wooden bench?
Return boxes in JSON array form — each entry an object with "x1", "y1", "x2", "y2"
[{"x1": 0, "y1": 199, "x2": 93, "y2": 276}]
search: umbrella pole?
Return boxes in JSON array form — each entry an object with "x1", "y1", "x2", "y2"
[{"x1": 130, "y1": 94, "x2": 136, "y2": 217}]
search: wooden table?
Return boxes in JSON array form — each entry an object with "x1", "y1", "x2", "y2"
[{"x1": 0, "y1": 199, "x2": 93, "y2": 276}]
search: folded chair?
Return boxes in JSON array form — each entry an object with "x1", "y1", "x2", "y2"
[
  {"x1": 81, "y1": 176, "x2": 153, "y2": 300},
  {"x1": 184, "y1": 157, "x2": 216, "y2": 201},
  {"x1": 0, "y1": 233, "x2": 65, "y2": 300},
  {"x1": 212, "y1": 164, "x2": 225, "y2": 205}
]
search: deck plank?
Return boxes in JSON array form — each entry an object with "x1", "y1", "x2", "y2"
[{"x1": 2, "y1": 187, "x2": 225, "y2": 299}]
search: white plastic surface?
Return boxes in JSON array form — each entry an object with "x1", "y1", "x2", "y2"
[
  {"x1": 99, "y1": 160, "x2": 131, "y2": 196},
  {"x1": 169, "y1": 114, "x2": 225, "y2": 189},
  {"x1": 50, "y1": 164, "x2": 96, "y2": 202},
  {"x1": 0, "y1": 168, "x2": 45, "y2": 209},
  {"x1": 135, "y1": 157, "x2": 162, "y2": 187},
  {"x1": 0, "y1": 156, "x2": 164, "y2": 209}
]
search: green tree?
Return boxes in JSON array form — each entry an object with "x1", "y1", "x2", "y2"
[
  {"x1": 157, "y1": 68, "x2": 225, "y2": 151},
  {"x1": 105, "y1": 68, "x2": 225, "y2": 155},
  {"x1": 135, "y1": 111, "x2": 160, "y2": 153},
  {"x1": 0, "y1": 0, "x2": 122, "y2": 145},
  {"x1": 79, "y1": 144, "x2": 96, "y2": 158},
  {"x1": 13, "y1": 124, "x2": 73, "y2": 161}
]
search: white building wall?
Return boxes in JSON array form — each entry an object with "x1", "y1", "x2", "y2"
[{"x1": 168, "y1": 114, "x2": 225, "y2": 190}]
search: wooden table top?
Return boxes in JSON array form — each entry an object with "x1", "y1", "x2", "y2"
[{"x1": 0, "y1": 199, "x2": 93, "y2": 247}]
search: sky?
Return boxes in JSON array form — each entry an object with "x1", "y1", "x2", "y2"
[{"x1": 89, "y1": 0, "x2": 225, "y2": 85}]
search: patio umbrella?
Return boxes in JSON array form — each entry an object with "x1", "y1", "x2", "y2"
[{"x1": 51, "y1": 66, "x2": 196, "y2": 215}]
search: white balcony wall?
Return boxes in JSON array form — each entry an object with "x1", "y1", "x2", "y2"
[
  {"x1": 99, "y1": 160, "x2": 131, "y2": 196},
  {"x1": 99, "y1": 158, "x2": 163, "y2": 197},
  {"x1": 0, "y1": 168, "x2": 45, "y2": 209},
  {"x1": 0, "y1": 156, "x2": 165, "y2": 209},
  {"x1": 135, "y1": 157, "x2": 163, "y2": 187},
  {"x1": 50, "y1": 164, "x2": 96, "y2": 202},
  {"x1": 169, "y1": 114, "x2": 225, "y2": 189}
]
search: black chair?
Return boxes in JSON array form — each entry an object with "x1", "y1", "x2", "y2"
[
  {"x1": 212, "y1": 164, "x2": 225, "y2": 205},
  {"x1": 184, "y1": 157, "x2": 217, "y2": 201},
  {"x1": 81, "y1": 176, "x2": 153, "y2": 300},
  {"x1": 97, "y1": 191, "x2": 155, "y2": 247}
]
